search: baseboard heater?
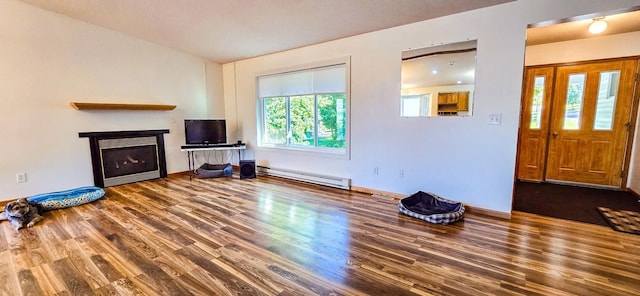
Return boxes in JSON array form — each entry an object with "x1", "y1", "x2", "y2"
[{"x1": 256, "y1": 166, "x2": 350, "y2": 190}]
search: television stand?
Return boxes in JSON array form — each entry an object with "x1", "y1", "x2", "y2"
[
  {"x1": 180, "y1": 144, "x2": 247, "y2": 180},
  {"x1": 180, "y1": 143, "x2": 236, "y2": 149}
]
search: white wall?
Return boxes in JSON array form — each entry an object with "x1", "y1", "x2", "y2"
[
  {"x1": 0, "y1": 0, "x2": 217, "y2": 201},
  {"x1": 205, "y1": 61, "x2": 226, "y2": 118},
  {"x1": 222, "y1": 63, "x2": 240, "y2": 144},
  {"x1": 223, "y1": 0, "x2": 640, "y2": 214},
  {"x1": 526, "y1": 31, "x2": 640, "y2": 193},
  {"x1": 525, "y1": 31, "x2": 640, "y2": 66}
]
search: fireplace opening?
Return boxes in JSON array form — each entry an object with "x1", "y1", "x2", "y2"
[
  {"x1": 102, "y1": 145, "x2": 158, "y2": 179},
  {"x1": 79, "y1": 130, "x2": 169, "y2": 187}
]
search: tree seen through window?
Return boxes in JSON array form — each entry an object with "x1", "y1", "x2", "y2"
[{"x1": 262, "y1": 94, "x2": 345, "y2": 149}]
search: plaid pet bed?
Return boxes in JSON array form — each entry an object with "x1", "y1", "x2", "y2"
[{"x1": 398, "y1": 191, "x2": 465, "y2": 225}]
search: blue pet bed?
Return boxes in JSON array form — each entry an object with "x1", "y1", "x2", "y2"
[
  {"x1": 398, "y1": 191, "x2": 465, "y2": 225},
  {"x1": 27, "y1": 186, "x2": 105, "y2": 210}
]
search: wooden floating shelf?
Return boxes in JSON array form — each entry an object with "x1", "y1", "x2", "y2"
[{"x1": 70, "y1": 102, "x2": 176, "y2": 111}]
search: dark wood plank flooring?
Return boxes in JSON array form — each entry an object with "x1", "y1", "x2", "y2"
[{"x1": 2, "y1": 175, "x2": 640, "y2": 295}]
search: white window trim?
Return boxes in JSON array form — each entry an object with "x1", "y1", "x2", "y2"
[{"x1": 255, "y1": 57, "x2": 351, "y2": 159}]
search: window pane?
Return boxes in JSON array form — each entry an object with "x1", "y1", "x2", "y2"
[
  {"x1": 317, "y1": 94, "x2": 346, "y2": 148},
  {"x1": 530, "y1": 76, "x2": 545, "y2": 129},
  {"x1": 401, "y1": 95, "x2": 421, "y2": 117},
  {"x1": 563, "y1": 73, "x2": 586, "y2": 130},
  {"x1": 263, "y1": 97, "x2": 287, "y2": 144},
  {"x1": 289, "y1": 95, "x2": 315, "y2": 146},
  {"x1": 594, "y1": 71, "x2": 620, "y2": 130}
]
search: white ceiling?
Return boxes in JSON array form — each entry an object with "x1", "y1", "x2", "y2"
[{"x1": 17, "y1": 0, "x2": 512, "y2": 63}]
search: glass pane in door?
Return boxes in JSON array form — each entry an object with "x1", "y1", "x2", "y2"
[
  {"x1": 594, "y1": 71, "x2": 620, "y2": 130},
  {"x1": 563, "y1": 73, "x2": 586, "y2": 130},
  {"x1": 530, "y1": 76, "x2": 545, "y2": 129}
]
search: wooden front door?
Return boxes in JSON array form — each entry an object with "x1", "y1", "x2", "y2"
[
  {"x1": 517, "y1": 58, "x2": 638, "y2": 188},
  {"x1": 545, "y1": 60, "x2": 637, "y2": 187}
]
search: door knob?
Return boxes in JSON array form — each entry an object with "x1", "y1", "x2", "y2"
[{"x1": 552, "y1": 132, "x2": 558, "y2": 138}]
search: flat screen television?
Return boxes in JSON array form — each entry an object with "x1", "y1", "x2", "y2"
[{"x1": 184, "y1": 119, "x2": 227, "y2": 145}]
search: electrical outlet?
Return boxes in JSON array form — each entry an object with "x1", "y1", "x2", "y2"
[
  {"x1": 399, "y1": 169, "x2": 404, "y2": 178},
  {"x1": 489, "y1": 114, "x2": 502, "y2": 125},
  {"x1": 373, "y1": 167, "x2": 379, "y2": 175},
  {"x1": 16, "y1": 173, "x2": 27, "y2": 183}
]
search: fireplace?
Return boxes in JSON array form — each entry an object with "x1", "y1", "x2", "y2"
[{"x1": 79, "y1": 130, "x2": 169, "y2": 187}]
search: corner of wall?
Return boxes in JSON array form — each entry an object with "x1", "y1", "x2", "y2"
[
  {"x1": 205, "y1": 61, "x2": 225, "y2": 118},
  {"x1": 222, "y1": 63, "x2": 240, "y2": 142}
]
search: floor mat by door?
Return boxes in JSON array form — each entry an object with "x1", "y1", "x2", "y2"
[{"x1": 598, "y1": 207, "x2": 640, "y2": 235}]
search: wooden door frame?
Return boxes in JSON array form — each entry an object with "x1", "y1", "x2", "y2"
[
  {"x1": 621, "y1": 59, "x2": 640, "y2": 187},
  {"x1": 515, "y1": 56, "x2": 640, "y2": 190}
]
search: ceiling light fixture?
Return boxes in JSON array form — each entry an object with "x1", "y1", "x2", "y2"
[{"x1": 588, "y1": 17, "x2": 607, "y2": 34}]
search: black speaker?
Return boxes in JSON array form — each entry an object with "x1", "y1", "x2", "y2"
[{"x1": 239, "y1": 160, "x2": 256, "y2": 179}]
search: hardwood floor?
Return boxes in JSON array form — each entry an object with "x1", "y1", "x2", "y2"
[{"x1": 2, "y1": 175, "x2": 640, "y2": 295}]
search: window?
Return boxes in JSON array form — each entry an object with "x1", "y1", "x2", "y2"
[
  {"x1": 401, "y1": 94, "x2": 429, "y2": 117},
  {"x1": 563, "y1": 73, "x2": 585, "y2": 130},
  {"x1": 258, "y1": 63, "x2": 348, "y2": 153},
  {"x1": 529, "y1": 76, "x2": 545, "y2": 129},
  {"x1": 594, "y1": 71, "x2": 620, "y2": 130}
]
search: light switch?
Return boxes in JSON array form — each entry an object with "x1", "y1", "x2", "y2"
[{"x1": 489, "y1": 114, "x2": 502, "y2": 125}]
